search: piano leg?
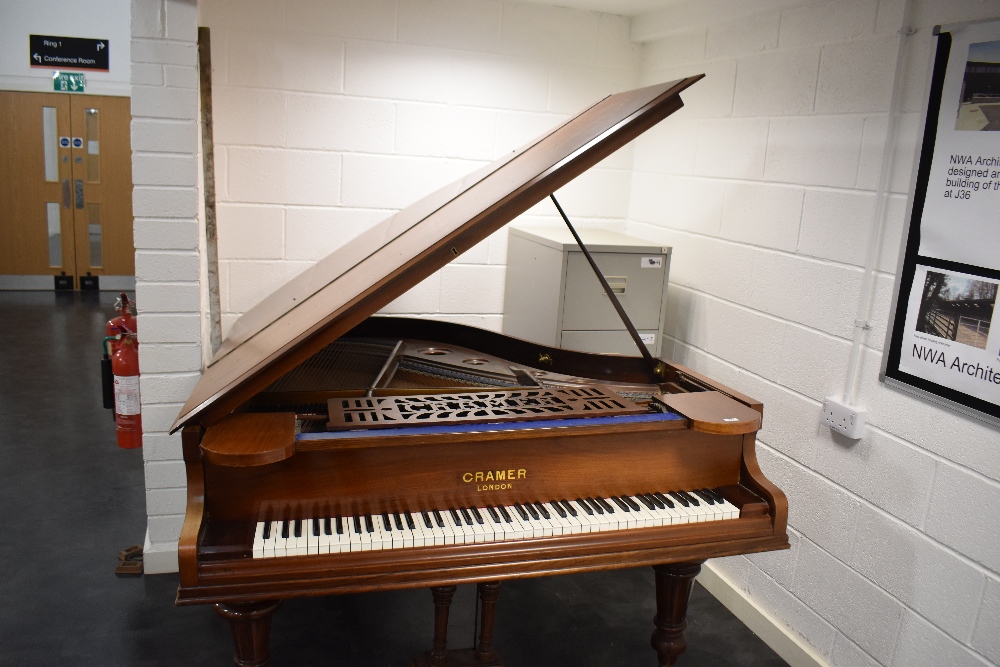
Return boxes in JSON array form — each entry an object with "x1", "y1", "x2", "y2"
[
  {"x1": 650, "y1": 562, "x2": 704, "y2": 666},
  {"x1": 475, "y1": 581, "x2": 502, "y2": 663},
  {"x1": 213, "y1": 599, "x2": 282, "y2": 667},
  {"x1": 413, "y1": 583, "x2": 504, "y2": 667}
]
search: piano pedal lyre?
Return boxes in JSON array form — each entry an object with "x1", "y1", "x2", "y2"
[{"x1": 412, "y1": 582, "x2": 504, "y2": 667}]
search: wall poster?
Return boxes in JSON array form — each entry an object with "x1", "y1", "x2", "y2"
[{"x1": 883, "y1": 17, "x2": 1000, "y2": 427}]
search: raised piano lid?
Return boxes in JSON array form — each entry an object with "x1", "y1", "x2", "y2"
[{"x1": 172, "y1": 76, "x2": 704, "y2": 432}]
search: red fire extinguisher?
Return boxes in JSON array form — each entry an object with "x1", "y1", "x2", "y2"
[
  {"x1": 112, "y1": 324, "x2": 143, "y2": 449},
  {"x1": 107, "y1": 292, "x2": 137, "y2": 340}
]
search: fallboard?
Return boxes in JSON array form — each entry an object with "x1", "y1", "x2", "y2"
[{"x1": 201, "y1": 423, "x2": 745, "y2": 525}]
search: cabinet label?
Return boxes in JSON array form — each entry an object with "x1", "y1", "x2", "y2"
[{"x1": 641, "y1": 256, "x2": 663, "y2": 268}]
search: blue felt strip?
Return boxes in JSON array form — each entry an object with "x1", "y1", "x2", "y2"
[{"x1": 296, "y1": 411, "x2": 684, "y2": 441}]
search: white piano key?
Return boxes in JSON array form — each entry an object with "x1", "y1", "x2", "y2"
[
  {"x1": 500, "y1": 506, "x2": 527, "y2": 540},
  {"x1": 291, "y1": 519, "x2": 307, "y2": 556},
  {"x1": 253, "y1": 522, "x2": 266, "y2": 559},
  {"x1": 318, "y1": 518, "x2": 333, "y2": 554},
  {"x1": 720, "y1": 499, "x2": 740, "y2": 519},
  {"x1": 464, "y1": 509, "x2": 486, "y2": 543},
  {"x1": 274, "y1": 521, "x2": 288, "y2": 557},
  {"x1": 357, "y1": 517, "x2": 371, "y2": 552}
]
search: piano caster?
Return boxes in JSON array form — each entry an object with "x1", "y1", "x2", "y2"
[
  {"x1": 213, "y1": 599, "x2": 282, "y2": 667},
  {"x1": 412, "y1": 582, "x2": 504, "y2": 667},
  {"x1": 650, "y1": 562, "x2": 704, "y2": 666}
]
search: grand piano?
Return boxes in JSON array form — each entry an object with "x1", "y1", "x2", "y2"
[{"x1": 172, "y1": 77, "x2": 789, "y2": 667}]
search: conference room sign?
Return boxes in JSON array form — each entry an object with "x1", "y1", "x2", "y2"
[{"x1": 883, "y1": 17, "x2": 1000, "y2": 427}]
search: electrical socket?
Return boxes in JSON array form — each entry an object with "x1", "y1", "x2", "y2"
[{"x1": 822, "y1": 397, "x2": 867, "y2": 439}]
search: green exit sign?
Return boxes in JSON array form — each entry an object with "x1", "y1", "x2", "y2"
[{"x1": 53, "y1": 71, "x2": 85, "y2": 92}]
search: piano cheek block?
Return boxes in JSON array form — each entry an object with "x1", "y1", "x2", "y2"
[
  {"x1": 652, "y1": 392, "x2": 761, "y2": 435},
  {"x1": 200, "y1": 413, "x2": 297, "y2": 467}
]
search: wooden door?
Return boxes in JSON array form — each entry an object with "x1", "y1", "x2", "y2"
[
  {"x1": 0, "y1": 91, "x2": 134, "y2": 288},
  {"x1": 0, "y1": 92, "x2": 75, "y2": 282},
  {"x1": 69, "y1": 96, "x2": 134, "y2": 281}
]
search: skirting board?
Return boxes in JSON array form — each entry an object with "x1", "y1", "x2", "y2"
[
  {"x1": 143, "y1": 530, "x2": 180, "y2": 575},
  {"x1": 698, "y1": 563, "x2": 829, "y2": 667}
]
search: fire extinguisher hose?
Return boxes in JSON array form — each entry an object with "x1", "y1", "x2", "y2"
[{"x1": 101, "y1": 336, "x2": 118, "y2": 411}]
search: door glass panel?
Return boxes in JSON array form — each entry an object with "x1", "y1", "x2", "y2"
[
  {"x1": 46, "y1": 202, "x2": 61, "y2": 266},
  {"x1": 42, "y1": 107, "x2": 58, "y2": 182},
  {"x1": 84, "y1": 108, "x2": 100, "y2": 182},
  {"x1": 87, "y1": 203, "x2": 103, "y2": 268}
]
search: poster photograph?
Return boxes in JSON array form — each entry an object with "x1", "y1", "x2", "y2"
[
  {"x1": 897, "y1": 266, "x2": 999, "y2": 406},
  {"x1": 884, "y1": 18, "x2": 1000, "y2": 425}
]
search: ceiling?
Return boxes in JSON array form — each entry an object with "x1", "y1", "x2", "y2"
[{"x1": 510, "y1": 0, "x2": 676, "y2": 17}]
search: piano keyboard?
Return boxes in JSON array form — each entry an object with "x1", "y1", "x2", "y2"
[{"x1": 252, "y1": 489, "x2": 739, "y2": 558}]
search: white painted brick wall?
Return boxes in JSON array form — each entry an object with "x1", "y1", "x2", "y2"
[
  {"x1": 133, "y1": 6, "x2": 1000, "y2": 666},
  {"x1": 629, "y1": 1, "x2": 1000, "y2": 665},
  {"x1": 131, "y1": 0, "x2": 201, "y2": 574}
]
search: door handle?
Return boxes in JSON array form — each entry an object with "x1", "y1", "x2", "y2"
[
  {"x1": 62, "y1": 179, "x2": 71, "y2": 208},
  {"x1": 74, "y1": 179, "x2": 84, "y2": 209}
]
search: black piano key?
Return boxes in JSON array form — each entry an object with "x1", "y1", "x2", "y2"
[
  {"x1": 669, "y1": 492, "x2": 689, "y2": 507},
  {"x1": 393, "y1": 512, "x2": 404, "y2": 531},
  {"x1": 421, "y1": 510, "x2": 433, "y2": 529},
  {"x1": 704, "y1": 488, "x2": 726, "y2": 503},
  {"x1": 636, "y1": 494, "x2": 656, "y2": 510},
  {"x1": 561, "y1": 500, "x2": 578, "y2": 517},
  {"x1": 586, "y1": 497, "x2": 604, "y2": 514},
  {"x1": 312, "y1": 518, "x2": 320, "y2": 537},
  {"x1": 353, "y1": 516, "x2": 362, "y2": 534},
  {"x1": 679, "y1": 490, "x2": 700, "y2": 506},
  {"x1": 364, "y1": 515, "x2": 374, "y2": 533},
  {"x1": 622, "y1": 495, "x2": 642, "y2": 512},
  {"x1": 433, "y1": 510, "x2": 445, "y2": 528},
  {"x1": 610, "y1": 496, "x2": 630, "y2": 512},
  {"x1": 498, "y1": 505, "x2": 512, "y2": 522},
  {"x1": 262, "y1": 521, "x2": 272, "y2": 539},
  {"x1": 293, "y1": 519, "x2": 302, "y2": 538},
  {"x1": 449, "y1": 508, "x2": 463, "y2": 526},
  {"x1": 281, "y1": 520, "x2": 290, "y2": 539},
  {"x1": 534, "y1": 502, "x2": 551, "y2": 520},
  {"x1": 577, "y1": 498, "x2": 595, "y2": 515},
  {"x1": 550, "y1": 501, "x2": 567, "y2": 519},
  {"x1": 405, "y1": 513, "x2": 415, "y2": 530},
  {"x1": 471, "y1": 506, "x2": 484, "y2": 525},
  {"x1": 654, "y1": 492, "x2": 675, "y2": 509},
  {"x1": 513, "y1": 503, "x2": 529, "y2": 521},
  {"x1": 327, "y1": 517, "x2": 335, "y2": 536},
  {"x1": 460, "y1": 507, "x2": 473, "y2": 525},
  {"x1": 693, "y1": 489, "x2": 716, "y2": 505},
  {"x1": 595, "y1": 496, "x2": 615, "y2": 514},
  {"x1": 645, "y1": 493, "x2": 665, "y2": 510},
  {"x1": 524, "y1": 502, "x2": 540, "y2": 520},
  {"x1": 487, "y1": 505, "x2": 501, "y2": 523},
  {"x1": 382, "y1": 513, "x2": 392, "y2": 531}
]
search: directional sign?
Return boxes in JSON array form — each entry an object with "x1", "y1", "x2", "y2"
[
  {"x1": 30, "y1": 35, "x2": 109, "y2": 72},
  {"x1": 53, "y1": 72, "x2": 86, "y2": 93}
]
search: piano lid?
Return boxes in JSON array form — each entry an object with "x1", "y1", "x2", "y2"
[{"x1": 172, "y1": 76, "x2": 703, "y2": 432}]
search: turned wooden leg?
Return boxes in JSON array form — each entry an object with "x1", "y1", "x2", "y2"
[
  {"x1": 475, "y1": 581, "x2": 502, "y2": 662},
  {"x1": 650, "y1": 562, "x2": 703, "y2": 666},
  {"x1": 429, "y1": 585, "x2": 458, "y2": 667},
  {"x1": 213, "y1": 600, "x2": 282, "y2": 667}
]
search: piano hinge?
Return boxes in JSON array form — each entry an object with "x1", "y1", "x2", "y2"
[
  {"x1": 654, "y1": 362, "x2": 666, "y2": 378},
  {"x1": 537, "y1": 353, "x2": 553, "y2": 366}
]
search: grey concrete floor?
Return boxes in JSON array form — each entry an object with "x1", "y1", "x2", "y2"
[{"x1": 0, "y1": 290, "x2": 788, "y2": 667}]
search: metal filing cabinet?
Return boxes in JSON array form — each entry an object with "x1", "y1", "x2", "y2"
[{"x1": 502, "y1": 227, "x2": 671, "y2": 356}]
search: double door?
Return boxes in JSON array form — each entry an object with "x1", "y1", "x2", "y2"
[{"x1": 0, "y1": 91, "x2": 134, "y2": 289}]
